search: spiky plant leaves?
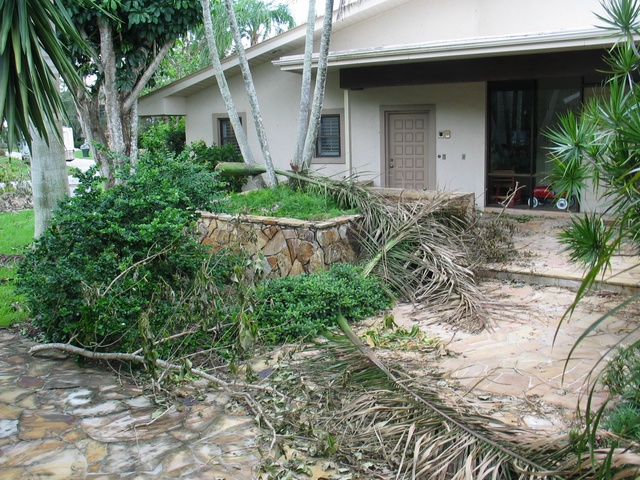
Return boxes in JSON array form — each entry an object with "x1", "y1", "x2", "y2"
[
  {"x1": 559, "y1": 213, "x2": 615, "y2": 269},
  {"x1": 545, "y1": 1, "x2": 640, "y2": 473}
]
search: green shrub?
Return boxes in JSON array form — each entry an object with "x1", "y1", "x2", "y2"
[
  {"x1": 17, "y1": 153, "x2": 233, "y2": 355},
  {"x1": 600, "y1": 342, "x2": 640, "y2": 443},
  {"x1": 603, "y1": 404, "x2": 640, "y2": 442},
  {"x1": 254, "y1": 263, "x2": 393, "y2": 344},
  {"x1": 139, "y1": 117, "x2": 186, "y2": 156},
  {"x1": 214, "y1": 184, "x2": 359, "y2": 220},
  {"x1": 183, "y1": 140, "x2": 247, "y2": 193}
]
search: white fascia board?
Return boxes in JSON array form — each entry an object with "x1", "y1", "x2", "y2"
[{"x1": 273, "y1": 28, "x2": 617, "y2": 70}]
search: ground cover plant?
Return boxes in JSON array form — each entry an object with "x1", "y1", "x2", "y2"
[
  {"x1": 213, "y1": 182, "x2": 359, "y2": 220},
  {"x1": 0, "y1": 209, "x2": 33, "y2": 327}
]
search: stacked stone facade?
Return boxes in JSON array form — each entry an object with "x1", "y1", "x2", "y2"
[
  {"x1": 198, "y1": 189, "x2": 474, "y2": 278},
  {"x1": 198, "y1": 213, "x2": 361, "y2": 278}
]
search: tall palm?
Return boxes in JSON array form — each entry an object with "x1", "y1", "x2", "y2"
[
  {"x1": 0, "y1": 0, "x2": 85, "y2": 148},
  {"x1": 1, "y1": 0, "x2": 87, "y2": 236},
  {"x1": 211, "y1": 0, "x2": 294, "y2": 57}
]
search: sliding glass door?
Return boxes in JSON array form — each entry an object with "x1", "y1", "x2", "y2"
[{"x1": 487, "y1": 78, "x2": 582, "y2": 210}]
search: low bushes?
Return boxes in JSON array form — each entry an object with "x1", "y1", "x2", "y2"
[{"x1": 253, "y1": 263, "x2": 393, "y2": 344}]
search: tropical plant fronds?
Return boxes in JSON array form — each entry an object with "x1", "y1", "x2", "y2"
[
  {"x1": 559, "y1": 213, "x2": 616, "y2": 271},
  {"x1": 356, "y1": 190, "x2": 486, "y2": 332},
  {"x1": 320, "y1": 316, "x2": 640, "y2": 479}
]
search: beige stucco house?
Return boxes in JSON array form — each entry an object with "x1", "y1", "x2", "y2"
[{"x1": 139, "y1": 0, "x2": 614, "y2": 211}]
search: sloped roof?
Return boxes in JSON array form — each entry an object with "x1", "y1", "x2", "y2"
[
  {"x1": 140, "y1": 0, "x2": 615, "y2": 101},
  {"x1": 140, "y1": 0, "x2": 414, "y2": 100}
]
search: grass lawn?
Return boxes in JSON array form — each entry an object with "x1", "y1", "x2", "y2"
[
  {"x1": 0, "y1": 209, "x2": 34, "y2": 328},
  {"x1": 74, "y1": 149, "x2": 93, "y2": 159}
]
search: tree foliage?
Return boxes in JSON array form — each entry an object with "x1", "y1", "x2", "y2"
[
  {"x1": 151, "y1": 0, "x2": 294, "y2": 91},
  {"x1": 60, "y1": 0, "x2": 201, "y2": 185}
]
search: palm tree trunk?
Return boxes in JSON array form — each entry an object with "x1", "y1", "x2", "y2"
[
  {"x1": 292, "y1": 0, "x2": 317, "y2": 169},
  {"x1": 30, "y1": 119, "x2": 68, "y2": 238},
  {"x1": 201, "y1": 0, "x2": 260, "y2": 179},
  {"x1": 301, "y1": 0, "x2": 335, "y2": 169},
  {"x1": 221, "y1": 0, "x2": 277, "y2": 187}
]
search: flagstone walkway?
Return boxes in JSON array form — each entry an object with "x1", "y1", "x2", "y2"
[
  {"x1": 0, "y1": 332, "x2": 261, "y2": 479},
  {"x1": 389, "y1": 212, "x2": 640, "y2": 431}
]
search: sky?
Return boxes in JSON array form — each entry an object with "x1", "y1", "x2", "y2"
[{"x1": 286, "y1": 0, "x2": 326, "y2": 24}]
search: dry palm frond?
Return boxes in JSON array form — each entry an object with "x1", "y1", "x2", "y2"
[
  {"x1": 358, "y1": 192, "x2": 485, "y2": 330},
  {"x1": 322, "y1": 315, "x2": 570, "y2": 479},
  {"x1": 310, "y1": 316, "x2": 640, "y2": 479},
  {"x1": 297, "y1": 174, "x2": 487, "y2": 331}
]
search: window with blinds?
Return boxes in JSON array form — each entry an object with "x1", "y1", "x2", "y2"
[
  {"x1": 316, "y1": 115, "x2": 340, "y2": 157},
  {"x1": 219, "y1": 118, "x2": 241, "y2": 147}
]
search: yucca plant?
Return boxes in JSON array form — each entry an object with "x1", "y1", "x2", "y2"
[{"x1": 545, "y1": 0, "x2": 640, "y2": 475}]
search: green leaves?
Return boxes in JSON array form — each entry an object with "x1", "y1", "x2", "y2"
[
  {"x1": 597, "y1": 0, "x2": 640, "y2": 37},
  {"x1": 16, "y1": 152, "x2": 229, "y2": 353},
  {"x1": 559, "y1": 213, "x2": 614, "y2": 269},
  {"x1": 254, "y1": 263, "x2": 393, "y2": 344},
  {"x1": 0, "y1": 0, "x2": 87, "y2": 149}
]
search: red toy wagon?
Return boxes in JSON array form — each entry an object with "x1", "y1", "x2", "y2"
[{"x1": 528, "y1": 185, "x2": 577, "y2": 210}]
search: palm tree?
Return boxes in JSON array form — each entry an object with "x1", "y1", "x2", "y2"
[
  {"x1": 0, "y1": 0, "x2": 87, "y2": 236},
  {"x1": 546, "y1": 0, "x2": 640, "y2": 474},
  {"x1": 211, "y1": 0, "x2": 295, "y2": 56}
]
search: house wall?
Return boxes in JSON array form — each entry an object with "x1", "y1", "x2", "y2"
[
  {"x1": 344, "y1": 82, "x2": 486, "y2": 205},
  {"x1": 329, "y1": 0, "x2": 603, "y2": 50},
  {"x1": 140, "y1": 0, "x2": 611, "y2": 213}
]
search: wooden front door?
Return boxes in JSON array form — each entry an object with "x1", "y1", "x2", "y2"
[{"x1": 386, "y1": 112, "x2": 430, "y2": 189}]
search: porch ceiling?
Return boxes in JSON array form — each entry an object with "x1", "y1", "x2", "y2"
[{"x1": 339, "y1": 48, "x2": 609, "y2": 89}]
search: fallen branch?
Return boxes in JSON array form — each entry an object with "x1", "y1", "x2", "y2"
[
  {"x1": 29, "y1": 342, "x2": 283, "y2": 455},
  {"x1": 28, "y1": 343, "x2": 285, "y2": 398}
]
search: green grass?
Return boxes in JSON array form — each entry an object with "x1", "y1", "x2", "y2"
[
  {"x1": 0, "y1": 209, "x2": 34, "y2": 327},
  {"x1": 74, "y1": 149, "x2": 93, "y2": 159},
  {"x1": 214, "y1": 184, "x2": 359, "y2": 220}
]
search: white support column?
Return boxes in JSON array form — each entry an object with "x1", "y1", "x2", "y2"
[{"x1": 343, "y1": 88, "x2": 352, "y2": 178}]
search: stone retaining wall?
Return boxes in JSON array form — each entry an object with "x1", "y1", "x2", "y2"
[
  {"x1": 198, "y1": 213, "x2": 361, "y2": 278},
  {"x1": 198, "y1": 189, "x2": 474, "y2": 278}
]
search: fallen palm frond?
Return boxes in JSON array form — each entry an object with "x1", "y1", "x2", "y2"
[
  {"x1": 357, "y1": 191, "x2": 486, "y2": 331},
  {"x1": 219, "y1": 164, "x2": 487, "y2": 332},
  {"x1": 306, "y1": 316, "x2": 640, "y2": 479}
]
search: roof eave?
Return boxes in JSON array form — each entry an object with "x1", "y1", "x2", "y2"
[{"x1": 273, "y1": 28, "x2": 617, "y2": 71}]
